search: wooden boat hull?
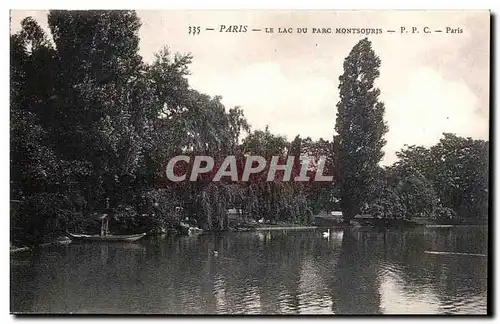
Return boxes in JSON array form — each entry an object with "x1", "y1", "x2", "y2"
[{"x1": 66, "y1": 232, "x2": 146, "y2": 242}]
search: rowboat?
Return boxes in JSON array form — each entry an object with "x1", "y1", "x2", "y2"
[
  {"x1": 65, "y1": 210, "x2": 147, "y2": 243},
  {"x1": 65, "y1": 231, "x2": 147, "y2": 242}
]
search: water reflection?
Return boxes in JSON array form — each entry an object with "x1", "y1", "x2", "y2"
[
  {"x1": 329, "y1": 229, "x2": 382, "y2": 314},
  {"x1": 10, "y1": 226, "x2": 487, "y2": 314}
]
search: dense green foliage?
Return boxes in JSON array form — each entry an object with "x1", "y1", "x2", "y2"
[
  {"x1": 10, "y1": 11, "x2": 333, "y2": 244},
  {"x1": 334, "y1": 38, "x2": 489, "y2": 225},
  {"x1": 388, "y1": 134, "x2": 489, "y2": 224},
  {"x1": 334, "y1": 38, "x2": 388, "y2": 223},
  {"x1": 10, "y1": 14, "x2": 489, "y2": 244}
]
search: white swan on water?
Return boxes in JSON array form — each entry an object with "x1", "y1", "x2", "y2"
[{"x1": 322, "y1": 229, "x2": 330, "y2": 238}]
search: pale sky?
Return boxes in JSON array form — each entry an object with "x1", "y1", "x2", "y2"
[{"x1": 10, "y1": 10, "x2": 490, "y2": 165}]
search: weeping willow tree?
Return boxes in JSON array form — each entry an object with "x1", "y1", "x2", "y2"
[
  {"x1": 195, "y1": 183, "x2": 244, "y2": 230},
  {"x1": 185, "y1": 180, "x2": 313, "y2": 231},
  {"x1": 239, "y1": 182, "x2": 311, "y2": 225}
]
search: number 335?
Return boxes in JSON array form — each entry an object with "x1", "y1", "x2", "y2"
[{"x1": 188, "y1": 26, "x2": 201, "y2": 35}]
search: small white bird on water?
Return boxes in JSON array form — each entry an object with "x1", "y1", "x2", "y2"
[{"x1": 322, "y1": 229, "x2": 330, "y2": 238}]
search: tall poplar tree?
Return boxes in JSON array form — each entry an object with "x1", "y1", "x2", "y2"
[{"x1": 334, "y1": 38, "x2": 388, "y2": 224}]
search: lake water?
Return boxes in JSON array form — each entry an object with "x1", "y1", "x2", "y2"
[{"x1": 10, "y1": 226, "x2": 488, "y2": 315}]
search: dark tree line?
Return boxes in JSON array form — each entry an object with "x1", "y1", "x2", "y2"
[
  {"x1": 10, "y1": 11, "x2": 334, "y2": 244},
  {"x1": 333, "y1": 39, "x2": 489, "y2": 225},
  {"x1": 10, "y1": 12, "x2": 488, "y2": 244}
]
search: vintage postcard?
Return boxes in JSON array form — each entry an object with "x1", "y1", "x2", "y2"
[{"x1": 10, "y1": 10, "x2": 489, "y2": 315}]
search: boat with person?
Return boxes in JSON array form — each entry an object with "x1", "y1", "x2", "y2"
[{"x1": 65, "y1": 206, "x2": 147, "y2": 242}]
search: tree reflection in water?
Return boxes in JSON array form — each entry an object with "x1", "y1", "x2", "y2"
[{"x1": 10, "y1": 227, "x2": 487, "y2": 314}]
